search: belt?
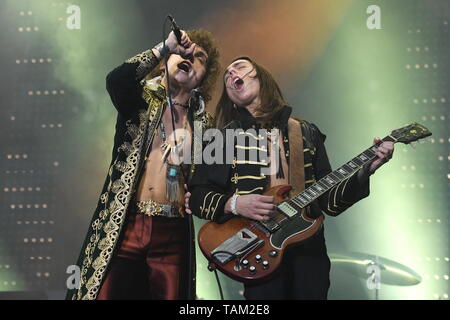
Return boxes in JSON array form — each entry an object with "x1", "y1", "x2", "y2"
[{"x1": 134, "y1": 199, "x2": 183, "y2": 218}]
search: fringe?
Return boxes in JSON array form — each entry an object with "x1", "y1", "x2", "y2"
[{"x1": 166, "y1": 163, "x2": 182, "y2": 203}]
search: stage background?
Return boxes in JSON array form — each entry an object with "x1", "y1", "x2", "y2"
[{"x1": 0, "y1": 0, "x2": 448, "y2": 300}]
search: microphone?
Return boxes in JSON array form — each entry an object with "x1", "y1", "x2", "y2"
[{"x1": 168, "y1": 14, "x2": 182, "y2": 44}]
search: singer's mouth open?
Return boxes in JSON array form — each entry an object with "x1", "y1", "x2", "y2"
[
  {"x1": 178, "y1": 61, "x2": 191, "y2": 73},
  {"x1": 233, "y1": 77, "x2": 244, "y2": 90}
]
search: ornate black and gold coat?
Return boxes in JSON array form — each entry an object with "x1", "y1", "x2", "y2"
[
  {"x1": 67, "y1": 50, "x2": 212, "y2": 300},
  {"x1": 189, "y1": 106, "x2": 370, "y2": 255}
]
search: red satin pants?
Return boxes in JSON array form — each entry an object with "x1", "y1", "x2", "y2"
[{"x1": 96, "y1": 212, "x2": 190, "y2": 300}]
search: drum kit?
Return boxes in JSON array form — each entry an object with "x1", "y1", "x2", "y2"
[{"x1": 330, "y1": 252, "x2": 422, "y2": 299}]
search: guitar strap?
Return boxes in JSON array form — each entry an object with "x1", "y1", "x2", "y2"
[{"x1": 287, "y1": 118, "x2": 305, "y2": 195}]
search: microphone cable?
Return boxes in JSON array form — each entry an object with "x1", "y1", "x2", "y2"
[{"x1": 162, "y1": 15, "x2": 195, "y2": 300}]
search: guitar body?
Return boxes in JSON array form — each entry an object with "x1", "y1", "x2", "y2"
[{"x1": 198, "y1": 184, "x2": 323, "y2": 283}]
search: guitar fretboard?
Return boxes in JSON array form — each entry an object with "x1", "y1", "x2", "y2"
[{"x1": 277, "y1": 136, "x2": 394, "y2": 217}]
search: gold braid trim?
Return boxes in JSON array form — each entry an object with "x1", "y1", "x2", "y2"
[
  {"x1": 206, "y1": 193, "x2": 221, "y2": 220},
  {"x1": 235, "y1": 160, "x2": 269, "y2": 166},
  {"x1": 236, "y1": 187, "x2": 264, "y2": 195},
  {"x1": 208, "y1": 194, "x2": 225, "y2": 220},
  {"x1": 231, "y1": 173, "x2": 265, "y2": 184},
  {"x1": 199, "y1": 191, "x2": 214, "y2": 217},
  {"x1": 236, "y1": 145, "x2": 267, "y2": 151},
  {"x1": 327, "y1": 186, "x2": 339, "y2": 214},
  {"x1": 338, "y1": 175, "x2": 355, "y2": 205},
  {"x1": 238, "y1": 131, "x2": 264, "y2": 140}
]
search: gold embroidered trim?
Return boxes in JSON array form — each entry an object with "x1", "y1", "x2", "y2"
[
  {"x1": 126, "y1": 49, "x2": 153, "y2": 64},
  {"x1": 100, "y1": 193, "x2": 108, "y2": 204},
  {"x1": 200, "y1": 112, "x2": 214, "y2": 130},
  {"x1": 238, "y1": 131, "x2": 264, "y2": 140},
  {"x1": 115, "y1": 161, "x2": 131, "y2": 173},
  {"x1": 200, "y1": 191, "x2": 214, "y2": 217},
  {"x1": 206, "y1": 193, "x2": 221, "y2": 220},
  {"x1": 339, "y1": 175, "x2": 354, "y2": 205},
  {"x1": 126, "y1": 124, "x2": 139, "y2": 140},
  {"x1": 111, "y1": 179, "x2": 125, "y2": 194},
  {"x1": 143, "y1": 82, "x2": 166, "y2": 103},
  {"x1": 118, "y1": 142, "x2": 133, "y2": 156},
  {"x1": 126, "y1": 49, "x2": 160, "y2": 80},
  {"x1": 235, "y1": 160, "x2": 269, "y2": 166},
  {"x1": 231, "y1": 173, "x2": 265, "y2": 184},
  {"x1": 332, "y1": 185, "x2": 340, "y2": 210},
  {"x1": 76, "y1": 89, "x2": 164, "y2": 300},
  {"x1": 236, "y1": 187, "x2": 264, "y2": 195},
  {"x1": 236, "y1": 145, "x2": 267, "y2": 151},
  {"x1": 231, "y1": 158, "x2": 237, "y2": 169},
  {"x1": 209, "y1": 194, "x2": 224, "y2": 220},
  {"x1": 327, "y1": 202, "x2": 339, "y2": 214},
  {"x1": 327, "y1": 186, "x2": 339, "y2": 213}
]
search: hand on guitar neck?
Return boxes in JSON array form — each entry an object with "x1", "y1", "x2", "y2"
[{"x1": 367, "y1": 137, "x2": 395, "y2": 175}]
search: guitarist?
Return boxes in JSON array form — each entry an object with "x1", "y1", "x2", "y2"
[{"x1": 186, "y1": 57, "x2": 394, "y2": 299}]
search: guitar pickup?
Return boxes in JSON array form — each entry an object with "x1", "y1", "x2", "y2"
[
  {"x1": 211, "y1": 228, "x2": 259, "y2": 264},
  {"x1": 277, "y1": 202, "x2": 298, "y2": 218}
]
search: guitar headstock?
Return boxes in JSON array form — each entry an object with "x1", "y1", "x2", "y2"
[{"x1": 390, "y1": 123, "x2": 432, "y2": 144}]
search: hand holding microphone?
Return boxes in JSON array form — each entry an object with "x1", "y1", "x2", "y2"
[
  {"x1": 166, "y1": 30, "x2": 195, "y2": 57},
  {"x1": 157, "y1": 15, "x2": 195, "y2": 59}
]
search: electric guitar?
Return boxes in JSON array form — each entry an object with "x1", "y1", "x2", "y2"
[{"x1": 197, "y1": 123, "x2": 432, "y2": 283}]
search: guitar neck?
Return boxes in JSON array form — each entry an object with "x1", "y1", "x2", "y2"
[{"x1": 278, "y1": 135, "x2": 396, "y2": 213}]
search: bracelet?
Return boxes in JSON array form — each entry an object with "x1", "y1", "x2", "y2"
[
  {"x1": 230, "y1": 194, "x2": 240, "y2": 216},
  {"x1": 154, "y1": 41, "x2": 169, "y2": 59}
]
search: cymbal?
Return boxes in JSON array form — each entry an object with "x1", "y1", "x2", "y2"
[{"x1": 330, "y1": 252, "x2": 422, "y2": 286}]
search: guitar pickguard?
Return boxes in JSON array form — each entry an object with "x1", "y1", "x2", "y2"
[{"x1": 270, "y1": 215, "x2": 317, "y2": 249}]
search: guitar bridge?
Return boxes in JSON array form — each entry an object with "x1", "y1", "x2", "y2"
[
  {"x1": 211, "y1": 228, "x2": 261, "y2": 264},
  {"x1": 257, "y1": 218, "x2": 281, "y2": 233}
]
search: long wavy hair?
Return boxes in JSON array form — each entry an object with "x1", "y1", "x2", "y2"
[{"x1": 215, "y1": 57, "x2": 287, "y2": 129}]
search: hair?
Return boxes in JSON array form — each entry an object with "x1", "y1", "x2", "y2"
[
  {"x1": 147, "y1": 29, "x2": 221, "y2": 103},
  {"x1": 215, "y1": 57, "x2": 287, "y2": 129}
]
